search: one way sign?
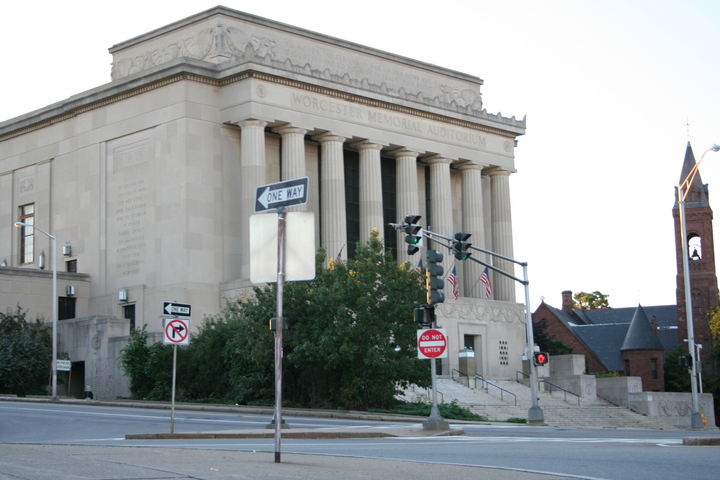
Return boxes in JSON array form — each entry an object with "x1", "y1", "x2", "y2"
[
  {"x1": 255, "y1": 177, "x2": 309, "y2": 212},
  {"x1": 164, "y1": 302, "x2": 191, "y2": 317}
]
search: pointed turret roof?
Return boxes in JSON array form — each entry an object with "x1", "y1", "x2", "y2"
[
  {"x1": 620, "y1": 305, "x2": 664, "y2": 351},
  {"x1": 676, "y1": 142, "x2": 710, "y2": 209}
]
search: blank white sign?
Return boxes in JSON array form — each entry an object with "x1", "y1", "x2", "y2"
[{"x1": 250, "y1": 212, "x2": 316, "y2": 283}]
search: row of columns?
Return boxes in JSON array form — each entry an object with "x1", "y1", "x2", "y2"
[{"x1": 238, "y1": 119, "x2": 516, "y2": 302}]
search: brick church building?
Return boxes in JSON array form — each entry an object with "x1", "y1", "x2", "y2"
[{"x1": 532, "y1": 142, "x2": 719, "y2": 392}]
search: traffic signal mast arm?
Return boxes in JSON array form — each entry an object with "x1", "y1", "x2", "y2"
[
  {"x1": 422, "y1": 230, "x2": 528, "y2": 285},
  {"x1": 398, "y1": 219, "x2": 545, "y2": 424}
]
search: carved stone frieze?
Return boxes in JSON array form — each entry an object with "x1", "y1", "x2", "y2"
[
  {"x1": 436, "y1": 301, "x2": 525, "y2": 324},
  {"x1": 110, "y1": 21, "x2": 525, "y2": 128}
]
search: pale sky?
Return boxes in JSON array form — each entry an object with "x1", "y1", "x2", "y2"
[{"x1": 2, "y1": 0, "x2": 719, "y2": 309}]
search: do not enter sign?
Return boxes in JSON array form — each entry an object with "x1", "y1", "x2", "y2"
[{"x1": 417, "y1": 328, "x2": 448, "y2": 359}]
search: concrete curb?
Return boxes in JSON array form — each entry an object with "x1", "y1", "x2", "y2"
[
  {"x1": 125, "y1": 428, "x2": 466, "y2": 440},
  {"x1": 683, "y1": 437, "x2": 720, "y2": 446}
]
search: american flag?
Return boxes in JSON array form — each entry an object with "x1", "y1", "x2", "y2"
[
  {"x1": 447, "y1": 266, "x2": 460, "y2": 300},
  {"x1": 335, "y1": 245, "x2": 344, "y2": 263},
  {"x1": 480, "y1": 267, "x2": 492, "y2": 298},
  {"x1": 415, "y1": 259, "x2": 424, "y2": 286}
]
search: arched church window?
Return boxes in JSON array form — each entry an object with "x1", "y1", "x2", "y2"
[{"x1": 688, "y1": 235, "x2": 702, "y2": 261}]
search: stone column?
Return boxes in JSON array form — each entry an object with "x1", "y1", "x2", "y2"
[
  {"x1": 239, "y1": 119, "x2": 267, "y2": 279},
  {"x1": 357, "y1": 142, "x2": 384, "y2": 241},
  {"x1": 458, "y1": 163, "x2": 486, "y2": 299},
  {"x1": 275, "y1": 125, "x2": 307, "y2": 210},
  {"x1": 394, "y1": 149, "x2": 420, "y2": 266},
  {"x1": 426, "y1": 156, "x2": 453, "y2": 278},
  {"x1": 489, "y1": 169, "x2": 515, "y2": 302},
  {"x1": 317, "y1": 134, "x2": 347, "y2": 263}
]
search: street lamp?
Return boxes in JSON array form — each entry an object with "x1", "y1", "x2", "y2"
[
  {"x1": 677, "y1": 143, "x2": 719, "y2": 429},
  {"x1": 14, "y1": 221, "x2": 58, "y2": 400}
]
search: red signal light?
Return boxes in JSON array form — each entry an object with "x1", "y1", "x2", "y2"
[{"x1": 534, "y1": 352, "x2": 549, "y2": 366}]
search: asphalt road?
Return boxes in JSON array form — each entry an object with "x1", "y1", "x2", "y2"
[{"x1": 2, "y1": 399, "x2": 720, "y2": 480}]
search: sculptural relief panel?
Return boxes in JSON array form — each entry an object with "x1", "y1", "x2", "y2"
[{"x1": 105, "y1": 14, "x2": 524, "y2": 126}]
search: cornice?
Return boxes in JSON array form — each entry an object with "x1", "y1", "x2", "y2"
[{"x1": 1, "y1": 67, "x2": 522, "y2": 143}]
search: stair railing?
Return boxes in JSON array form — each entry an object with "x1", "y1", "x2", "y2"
[
  {"x1": 451, "y1": 368, "x2": 470, "y2": 387},
  {"x1": 476, "y1": 374, "x2": 517, "y2": 406},
  {"x1": 427, "y1": 385, "x2": 444, "y2": 404},
  {"x1": 516, "y1": 371, "x2": 581, "y2": 406},
  {"x1": 452, "y1": 369, "x2": 517, "y2": 406}
]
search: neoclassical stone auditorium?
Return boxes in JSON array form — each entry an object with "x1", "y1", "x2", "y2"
[{"x1": 0, "y1": 6, "x2": 527, "y2": 398}]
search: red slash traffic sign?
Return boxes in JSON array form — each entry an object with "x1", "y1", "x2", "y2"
[
  {"x1": 164, "y1": 318, "x2": 190, "y2": 345},
  {"x1": 417, "y1": 328, "x2": 448, "y2": 359}
]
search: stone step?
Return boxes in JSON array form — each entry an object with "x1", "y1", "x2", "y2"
[{"x1": 398, "y1": 377, "x2": 680, "y2": 430}]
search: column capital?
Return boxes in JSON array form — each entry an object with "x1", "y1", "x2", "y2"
[
  {"x1": 424, "y1": 155, "x2": 452, "y2": 166},
  {"x1": 314, "y1": 133, "x2": 346, "y2": 144},
  {"x1": 390, "y1": 148, "x2": 420, "y2": 160},
  {"x1": 239, "y1": 119, "x2": 267, "y2": 129},
  {"x1": 355, "y1": 141, "x2": 384, "y2": 152},
  {"x1": 456, "y1": 162, "x2": 484, "y2": 172},
  {"x1": 273, "y1": 125, "x2": 307, "y2": 136},
  {"x1": 486, "y1": 167, "x2": 514, "y2": 177}
]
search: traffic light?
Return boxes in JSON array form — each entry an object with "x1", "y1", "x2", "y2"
[
  {"x1": 403, "y1": 215, "x2": 423, "y2": 255},
  {"x1": 453, "y1": 232, "x2": 472, "y2": 260},
  {"x1": 679, "y1": 354, "x2": 693, "y2": 368},
  {"x1": 426, "y1": 249, "x2": 445, "y2": 304},
  {"x1": 534, "y1": 352, "x2": 549, "y2": 366},
  {"x1": 414, "y1": 305, "x2": 433, "y2": 327}
]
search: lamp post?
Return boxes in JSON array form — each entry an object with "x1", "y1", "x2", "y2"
[
  {"x1": 14, "y1": 221, "x2": 58, "y2": 400},
  {"x1": 677, "y1": 143, "x2": 719, "y2": 429}
]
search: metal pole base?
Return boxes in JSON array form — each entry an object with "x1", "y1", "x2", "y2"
[
  {"x1": 423, "y1": 406, "x2": 450, "y2": 431},
  {"x1": 691, "y1": 412, "x2": 704, "y2": 429},
  {"x1": 528, "y1": 405, "x2": 545, "y2": 425}
]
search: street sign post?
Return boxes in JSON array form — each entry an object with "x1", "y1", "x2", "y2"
[
  {"x1": 164, "y1": 302, "x2": 191, "y2": 317},
  {"x1": 163, "y1": 316, "x2": 191, "y2": 434},
  {"x1": 417, "y1": 328, "x2": 448, "y2": 359},
  {"x1": 255, "y1": 177, "x2": 309, "y2": 213}
]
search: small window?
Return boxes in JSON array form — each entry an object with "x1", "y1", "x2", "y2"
[
  {"x1": 66, "y1": 260, "x2": 77, "y2": 273},
  {"x1": 651, "y1": 358, "x2": 658, "y2": 380},
  {"x1": 624, "y1": 359, "x2": 631, "y2": 377},
  {"x1": 18, "y1": 204, "x2": 35, "y2": 265},
  {"x1": 59, "y1": 297, "x2": 76, "y2": 320}
]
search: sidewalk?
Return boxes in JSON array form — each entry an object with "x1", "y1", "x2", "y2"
[{"x1": 0, "y1": 444, "x2": 588, "y2": 480}]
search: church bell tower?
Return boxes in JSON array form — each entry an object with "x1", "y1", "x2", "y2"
[{"x1": 673, "y1": 142, "x2": 719, "y2": 349}]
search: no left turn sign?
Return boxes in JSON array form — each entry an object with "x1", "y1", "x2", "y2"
[{"x1": 164, "y1": 318, "x2": 191, "y2": 345}]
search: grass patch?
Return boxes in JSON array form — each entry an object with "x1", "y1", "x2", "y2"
[{"x1": 371, "y1": 400, "x2": 488, "y2": 421}]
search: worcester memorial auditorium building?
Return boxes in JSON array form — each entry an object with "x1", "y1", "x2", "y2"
[{"x1": 0, "y1": 6, "x2": 527, "y2": 398}]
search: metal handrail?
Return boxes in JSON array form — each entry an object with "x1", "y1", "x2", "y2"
[
  {"x1": 515, "y1": 371, "x2": 580, "y2": 406},
  {"x1": 427, "y1": 386, "x2": 444, "y2": 404},
  {"x1": 476, "y1": 374, "x2": 517, "y2": 406},
  {"x1": 452, "y1": 369, "x2": 517, "y2": 406}
]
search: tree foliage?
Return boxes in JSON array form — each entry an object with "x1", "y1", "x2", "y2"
[
  {"x1": 709, "y1": 301, "x2": 720, "y2": 341},
  {"x1": 225, "y1": 231, "x2": 429, "y2": 410},
  {"x1": 119, "y1": 232, "x2": 430, "y2": 410},
  {"x1": 0, "y1": 306, "x2": 52, "y2": 396},
  {"x1": 573, "y1": 291, "x2": 610, "y2": 310},
  {"x1": 664, "y1": 345, "x2": 692, "y2": 393}
]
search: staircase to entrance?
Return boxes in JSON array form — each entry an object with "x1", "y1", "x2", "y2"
[{"x1": 398, "y1": 376, "x2": 679, "y2": 429}]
